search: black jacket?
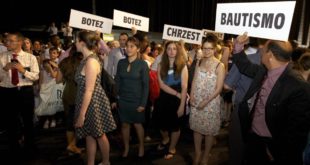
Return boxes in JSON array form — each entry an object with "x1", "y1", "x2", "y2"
[{"x1": 233, "y1": 51, "x2": 310, "y2": 165}]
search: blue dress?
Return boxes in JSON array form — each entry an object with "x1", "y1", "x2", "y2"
[{"x1": 115, "y1": 58, "x2": 149, "y2": 123}]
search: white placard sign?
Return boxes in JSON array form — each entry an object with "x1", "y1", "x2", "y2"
[
  {"x1": 163, "y1": 24, "x2": 203, "y2": 45},
  {"x1": 215, "y1": 1, "x2": 296, "y2": 41},
  {"x1": 69, "y1": 9, "x2": 113, "y2": 34},
  {"x1": 113, "y1": 9, "x2": 149, "y2": 32},
  {"x1": 202, "y1": 29, "x2": 225, "y2": 40}
]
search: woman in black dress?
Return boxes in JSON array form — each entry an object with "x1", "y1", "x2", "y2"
[{"x1": 153, "y1": 41, "x2": 188, "y2": 159}]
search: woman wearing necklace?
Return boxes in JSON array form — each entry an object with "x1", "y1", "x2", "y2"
[
  {"x1": 115, "y1": 37, "x2": 149, "y2": 158},
  {"x1": 189, "y1": 36, "x2": 225, "y2": 165},
  {"x1": 153, "y1": 41, "x2": 188, "y2": 160},
  {"x1": 74, "y1": 31, "x2": 116, "y2": 165}
]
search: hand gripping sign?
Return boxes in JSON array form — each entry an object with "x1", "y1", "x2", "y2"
[{"x1": 215, "y1": 1, "x2": 296, "y2": 41}]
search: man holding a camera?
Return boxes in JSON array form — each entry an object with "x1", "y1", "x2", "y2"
[{"x1": 0, "y1": 32, "x2": 39, "y2": 159}]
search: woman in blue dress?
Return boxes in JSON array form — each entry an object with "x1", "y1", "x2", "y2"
[{"x1": 115, "y1": 37, "x2": 149, "y2": 158}]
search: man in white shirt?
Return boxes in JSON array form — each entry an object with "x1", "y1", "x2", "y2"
[
  {"x1": 0, "y1": 32, "x2": 39, "y2": 157},
  {"x1": 47, "y1": 22, "x2": 58, "y2": 36},
  {"x1": 62, "y1": 22, "x2": 73, "y2": 48}
]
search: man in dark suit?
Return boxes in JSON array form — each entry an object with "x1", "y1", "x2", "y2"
[{"x1": 232, "y1": 33, "x2": 310, "y2": 165}]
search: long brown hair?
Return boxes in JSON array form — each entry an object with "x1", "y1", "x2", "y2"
[{"x1": 160, "y1": 41, "x2": 186, "y2": 80}]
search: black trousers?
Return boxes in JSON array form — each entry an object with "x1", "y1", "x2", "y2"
[
  {"x1": 228, "y1": 106, "x2": 245, "y2": 165},
  {"x1": 245, "y1": 132, "x2": 273, "y2": 165},
  {"x1": 0, "y1": 86, "x2": 35, "y2": 153},
  {"x1": 246, "y1": 132, "x2": 306, "y2": 165}
]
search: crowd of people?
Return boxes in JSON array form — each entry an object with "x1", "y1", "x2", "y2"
[{"x1": 0, "y1": 23, "x2": 309, "y2": 165}]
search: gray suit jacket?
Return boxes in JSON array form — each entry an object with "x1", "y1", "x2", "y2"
[{"x1": 107, "y1": 48, "x2": 126, "y2": 77}]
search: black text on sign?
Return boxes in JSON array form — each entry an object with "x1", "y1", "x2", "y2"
[
  {"x1": 221, "y1": 13, "x2": 285, "y2": 29},
  {"x1": 123, "y1": 17, "x2": 141, "y2": 26},
  {"x1": 81, "y1": 17, "x2": 104, "y2": 28},
  {"x1": 167, "y1": 27, "x2": 201, "y2": 41}
]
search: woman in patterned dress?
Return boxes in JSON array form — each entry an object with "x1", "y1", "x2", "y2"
[
  {"x1": 189, "y1": 36, "x2": 225, "y2": 165},
  {"x1": 74, "y1": 31, "x2": 116, "y2": 165}
]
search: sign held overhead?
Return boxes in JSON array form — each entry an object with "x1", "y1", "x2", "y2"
[
  {"x1": 69, "y1": 9, "x2": 113, "y2": 34},
  {"x1": 215, "y1": 1, "x2": 296, "y2": 41},
  {"x1": 163, "y1": 24, "x2": 203, "y2": 45},
  {"x1": 113, "y1": 9, "x2": 149, "y2": 32},
  {"x1": 202, "y1": 29, "x2": 224, "y2": 40}
]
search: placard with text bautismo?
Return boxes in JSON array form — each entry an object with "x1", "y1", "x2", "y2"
[
  {"x1": 215, "y1": 1, "x2": 295, "y2": 41},
  {"x1": 113, "y1": 9, "x2": 149, "y2": 32},
  {"x1": 69, "y1": 9, "x2": 113, "y2": 34}
]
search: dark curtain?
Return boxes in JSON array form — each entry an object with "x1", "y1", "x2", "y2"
[
  {"x1": 1, "y1": 0, "x2": 307, "y2": 42},
  {"x1": 302, "y1": 0, "x2": 309, "y2": 45},
  {"x1": 96, "y1": 0, "x2": 217, "y2": 32},
  {"x1": 96, "y1": 0, "x2": 305, "y2": 41}
]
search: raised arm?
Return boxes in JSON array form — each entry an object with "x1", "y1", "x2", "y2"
[{"x1": 232, "y1": 33, "x2": 263, "y2": 78}]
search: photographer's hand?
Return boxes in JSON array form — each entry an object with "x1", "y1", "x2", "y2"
[
  {"x1": 3, "y1": 62, "x2": 14, "y2": 71},
  {"x1": 12, "y1": 62, "x2": 26, "y2": 74}
]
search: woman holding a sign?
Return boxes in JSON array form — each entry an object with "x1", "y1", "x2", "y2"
[
  {"x1": 189, "y1": 36, "x2": 225, "y2": 165},
  {"x1": 74, "y1": 31, "x2": 116, "y2": 165},
  {"x1": 153, "y1": 41, "x2": 188, "y2": 160}
]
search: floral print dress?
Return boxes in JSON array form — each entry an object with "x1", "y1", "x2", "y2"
[{"x1": 189, "y1": 62, "x2": 221, "y2": 136}]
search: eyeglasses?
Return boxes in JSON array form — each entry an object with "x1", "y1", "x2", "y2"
[
  {"x1": 202, "y1": 47, "x2": 214, "y2": 51},
  {"x1": 6, "y1": 40, "x2": 19, "y2": 43}
]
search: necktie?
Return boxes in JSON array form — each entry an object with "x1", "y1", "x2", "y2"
[
  {"x1": 122, "y1": 48, "x2": 128, "y2": 58},
  {"x1": 11, "y1": 54, "x2": 19, "y2": 85},
  {"x1": 251, "y1": 76, "x2": 267, "y2": 117}
]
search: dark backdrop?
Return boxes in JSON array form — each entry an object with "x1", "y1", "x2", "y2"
[{"x1": 1, "y1": 0, "x2": 309, "y2": 43}]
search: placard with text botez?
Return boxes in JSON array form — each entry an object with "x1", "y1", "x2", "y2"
[
  {"x1": 113, "y1": 9, "x2": 149, "y2": 32},
  {"x1": 69, "y1": 9, "x2": 113, "y2": 34}
]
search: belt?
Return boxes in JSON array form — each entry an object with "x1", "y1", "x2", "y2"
[
  {"x1": 16, "y1": 86, "x2": 33, "y2": 90},
  {"x1": 0, "y1": 85, "x2": 32, "y2": 90}
]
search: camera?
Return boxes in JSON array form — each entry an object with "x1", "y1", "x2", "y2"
[{"x1": 11, "y1": 59, "x2": 19, "y2": 63}]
